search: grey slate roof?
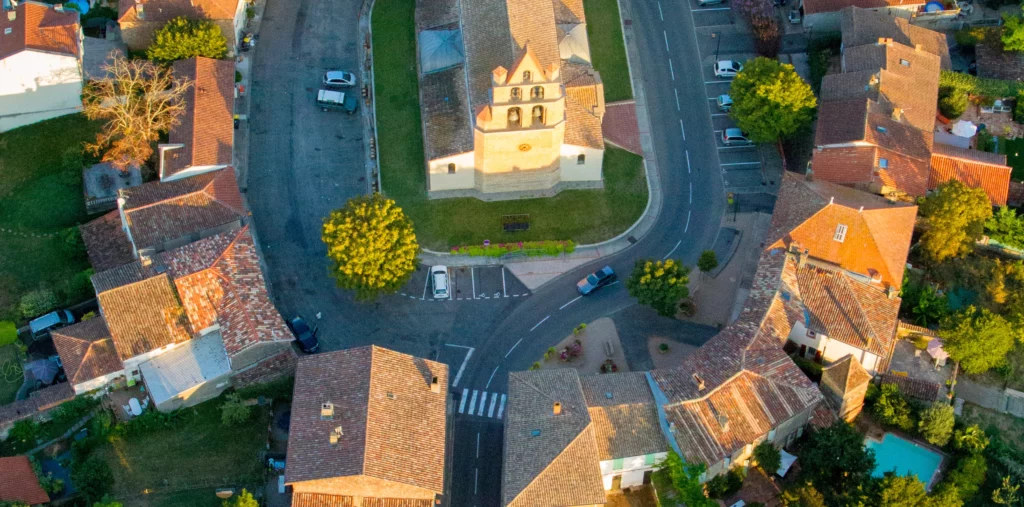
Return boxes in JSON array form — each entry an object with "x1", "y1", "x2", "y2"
[{"x1": 419, "y1": 66, "x2": 474, "y2": 159}]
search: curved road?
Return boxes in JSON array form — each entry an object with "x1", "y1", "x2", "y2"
[{"x1": 245, "y1": 0, "x2": 740, "y2": 503}]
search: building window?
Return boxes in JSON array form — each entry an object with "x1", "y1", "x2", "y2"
[
  {"x1": 531, "y1": 85, "x2": 544, "y2": 99},
  {"x1": 612, "y1": 458, "x2": 624, "y2": 470},
  {"x1": 644, "y1": 454, "x2": 656, "y2": 466},
  {"x1": 510, "y1": 87, "x2": 521, "y2": 101},
  {"x1": 879, "y1": 158, "x2": 889, "y2": 169},
  {"x1": 508, "y1": 107, "x2": 522, "y2": 128},
  {"x1": 531, "y1": 105, "x2": 545, "y2": 126},
  {"x1": 522, "y1": 70, "x2": 532, "y2": 82},
  {"x1": 447, "y1": 163, "x2": 456, "y2": 174},
  {"x1": 900, "y1": 59, "x2": 910, "y2": 67},
  {"x1": 577, "y1": 154, "x2": 585, "y2": 165},
  {"x1": 833, "y1": 224, "x2": 848, "y2": 242}
]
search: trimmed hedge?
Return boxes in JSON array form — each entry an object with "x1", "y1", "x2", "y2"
[
  {"x1": 940, "y1": 70, "x2": 1024, "y2": 99},
  {"x1": 450, "y1": 240, "x2": 576, "y2": 258},
  {"x1": 0, "y1": 322, "x2": 16, "y2": 347}
]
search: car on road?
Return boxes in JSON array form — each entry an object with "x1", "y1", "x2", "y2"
[
  {"x1": 577, "y1": 266, "x2": 616, "y2": 295},
  {"x1": 714, "y1": 60, "x2": 743, "y2": 78},
  {"x1": 323, "y1": 70, "x2": 356, "y2": 88},
  {"x1": 288, "y1": 316, "x2": 319, "y2": 353},
  {"x1": 716, "y1": 94, "x2": 733, "y2": 112},
  {"x1": 28, "y1": 309, "x2": 75, "y2": 338},
  {"x1": 722, "y1": 128, "x2": 752, "y2": 146},
  {"x1": 432, "y1": 265, "x2": 450, "y2": 299}
]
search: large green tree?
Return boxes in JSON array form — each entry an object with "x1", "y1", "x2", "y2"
[
  {"x1": 729, "y1": 57, "x2": 816, "y2": 143},
  {"x1": 940, "y1": 305, "x2": 1015, "y2": 374},
  {"x1": 876, "y1": 474, "x2": 929, "y2": 507},
  {"x1": 753, "y1": 441, "x2": 781, "y2": 475},
  {"x1": 873, "y1": 383, "x2": 915, "y2": 431},
  {"x1": 71, "y1": 456, "x2": 114, "y2": 504},
  {"x1": 147, "y1": 17, "x2": 228, "y2": 63},
  {"x1": 918, "y1": 402, "x2": 955, "y2": 446},
  {"x1": 780, "y1": 483, "x2": 826, "y2": 507},
  {"x1": 953, "y1": 424, "x2": 990, "y2": 455},
  {"x1": 322, "y1": 193, "x2": 419, "y2": 301},
  {"x1": 658, "y1": 451, "x2": 716, "y2": 507},
  {"x1": 986, "y1": 206, "x2": 1024, "y2": 249},
  {"x1": 919, "y1": 181, "x2": 992, "y2": 264},
  {"x1": 626, "y1": 259, "x2": 690, "y2": 317},
  {"x1": 799, "y1": 421, "x2": 876, "y2": 504},
  {"x1": 1003, "y1": 14, "x2": 1024, "y2": 52}
]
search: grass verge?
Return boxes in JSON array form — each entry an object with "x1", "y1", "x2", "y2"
[
  {"x1": 1001, "y1": 137, "x2": 1024, "y2": 181},
  {"x1": 0, "y1": 344, "x2": 23, "y2": 405},
  {"x1": 0, "y1": 115, "x2": 101, "y2": 319},
  {"x1": 92, "y1": 399, "x2": 269, "y2": 497},
  {"x1": 372, "y1": 0, "x2": 645, "y2": 250},
  {"x1": 583, "y1": 0, "x2": 633, "y2": 103}
]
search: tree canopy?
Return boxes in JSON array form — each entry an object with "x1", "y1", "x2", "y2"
[
  {"x1": 697, "y1": 250, "x2": 718, "y2": 275},
  {"x1": 322, "y1": 194, "x2": 419, "y2": 301},
  {"x1": 780, "y1": 483, "x2": 826, "y2": 507},
  {"x1": 876, "y1": 474, "x2": 928, "y2": 507},
  {"x1": 953, "y1": 424, "x2": 990, "y2": 455},
  {"x1": 729, "y1": 57, "x2": 817, "y2": 143},
  {"x1": 147, "y1": 17, "x2": 228, "y2": 63},
  {"x1": 940, "y1": 305, "x2": 1015, "y2": 374},
  {"x1": 626, "y1": 259, "x2": 690, "y2": 317},
  {"x1": 918, "y1": 403, "x2": 955, "y2": 446},
  {"x1": 1003, "y1": 14, "x2": 1024, "y2": 52},
  {"x1": 753, "y1": 441, "x2": 781, "y2": 475},
  {"x1": 223, "y1": 489, "x2": 259, "y2": 507},
  {"x1": 986, "y1": 206, "x2": 1024, "y2": 250},
  {"x1": 659, "y1": 451, "x2": 716, "y2": 507},
  {"x1": 799, "y1": 421, "x2": 876, "y2": 504},
  {"x1": 919, "y1": 181, "x2": 992, "y2": 264},
  {"x1": 873, "y1": 383, "x2": 915, "y2": 431}
]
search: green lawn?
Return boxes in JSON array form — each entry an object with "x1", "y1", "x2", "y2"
[
  {"x1": 0, "y1": 115, "x2": 101, "y2": 319},
  {"x1": 372, "y1": 0, "x2": 645, "y2": 250},
  {"x1": 0, "y1": 345, "x2": 24, "y2": 405},
  {"x1": 125, "y1": 488, "x2": 224, "y2": 507},
  {"x1": 92, "y1": 399, "x2": 269, "y2": 498},
  {"x1": 1001, "y1": 137, "x2": 1024, "y2": 181},
  {"x1": 584, "y1": 0, "x2": 633, "y2": 103}
]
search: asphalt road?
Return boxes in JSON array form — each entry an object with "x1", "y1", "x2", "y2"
[{"x1": 244, "y1": 0, "x2": 760, "y2": 503}]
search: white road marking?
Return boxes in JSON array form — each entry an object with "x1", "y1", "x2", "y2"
[
  {"x1": 485, "y1": 366, "x2": 499, "y2": 389},
  {"x1": 421, "y1": 271, "x2": 430, "y2": 300},
  {"x1": 474, "y1": 468, "x2": 478, "y2": 495},
  {"x1": 679, "y1": 119, "x2": 685, "y2": 141},
  {"x1": 718, "y1": 145, "x2": 756, "y2": 150},
  {"x1": 662, "y1": 240, "x2": 682, "y2": 260},
  {"x1": 690, "y1": 181, "x2": 693, "y2": 203},
  {"x1": 530, "y1": 315, "x2": 550, "y2": 332},
  {"x1": 476, "y1": 432, "x2": 480, "y2": 458},
  {"x1": 721, "y1": 162, "x2": 761, "y2": 166},
  {"x1": 693, "y1": 6, "x2": 731, "y2": 10},
  {"x1": 664, "y1": 30, "x2": 670, "y2": 52},
  {"x1": 445, "y1": 344, "x2": 473, "y2": 348},
  {"x1": 685, "y1": 210, "x2": 691, "y2": 233},
  {"x1": 502, "y1": 268, "x2": 507, "y2": 297},
  {"x1": 712, "y1": 113, "x2": 729, "y2": 117},
  {"x1": 674, "y1": 88, "x2": 681, "y2": 111},
  {"x1": 488, "y1": 394, "x2": 498, "y2": 417},
  {"x1": 512, "y1": 294, "x2": 520, "y2": 297},
  {"x1": 658, "y1": 0, "x2": 664, "y2": 19},
  {"x1": 505, "y1": 338, "x2": 524, "y2": 358},
  {"x1": 705, "y1": 80, "x2": 731, "y2": 84},
  {"x1": 497, "y1": 394, "x2": 507, "y2": 419},
  {"x1": 685, "y1": 150, "x2": 692, "y2": 174},
  {"x1": 459, "y1": 388, "x2": 468, "y2": 413},
  {"x1": 471, "y1": 268, "x2": 476, "y2": 300},
  {"x1": 669, "y1": 59, "x2": 676, "y2": 80},
  {"x1": 468, "y1": 390, "x2": 478, "y2": 414},
  {"x1": 609, "y1": 280, "x2": 620, "y2": 286},
  {"x1": 452, "y1": 347, "x2": 474, "y2": 387},
  {"x1": 560, "y1": 296, "x2": 582, "y2": 310},
  {"x1": 409, "y1": 296, "x2": 416, "y2": 299},
  {"x1": 449, "y1": 268, "x2": 455, "y2": 300},
  {"x1": 478, "y1": 392, "x2": 488, "y2": 416}
]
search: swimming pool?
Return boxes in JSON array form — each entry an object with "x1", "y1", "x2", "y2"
[{"x1": 865, "y1": 433, "x2": 944, "y2": 489}]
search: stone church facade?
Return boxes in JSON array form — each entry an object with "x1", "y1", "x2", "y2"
[{"x1": 415, "y1": 0, "x2": 606, "y2": 200}]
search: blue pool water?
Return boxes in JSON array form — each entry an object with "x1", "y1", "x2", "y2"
[{"x1": 865, "y1": 433, "x2": 943, "y2": 488}]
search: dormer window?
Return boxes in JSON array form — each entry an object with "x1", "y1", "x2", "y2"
[
  {"x1": 900, "y1": 59, "x2": 910, "y2": 67},
  {"x1": 321, "y1": 402, "x2": 334, "y2": 420},
  {"x1": 833, "y1": 224, "x2": 848, "y2": 242},
  {"x1": 508, "y1": 107, "x2": 522, "y2": 128},
  {"x1": 510, "y1": 87, "x2": 521, "y2": 101},
  {"x1": 879, "y1": 158, "x2": 889, "y2": 169},
  {"x1": 531, "y1": 86, "x2": 544, "y2": 100},
  {"x1": 876, "y1": 126, "x2": 887, "y2": 134},
  {"x1": 522, "y1": 71, "x2": 532, "y2": 82}
]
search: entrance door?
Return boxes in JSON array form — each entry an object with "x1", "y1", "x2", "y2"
[
  {"x1": 611, "y1": 475, "x2": 622, "y2": 490},
  {"x1": 799, "y1": 345, "x2": 807, "y2": 358}
]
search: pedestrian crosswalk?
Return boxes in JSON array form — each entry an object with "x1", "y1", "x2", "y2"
[{"x1": 457, "y1": 388, "x2": 506, "y2": 420}]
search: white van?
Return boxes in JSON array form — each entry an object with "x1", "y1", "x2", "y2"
[{"x1": 431, "y1": 266, "x2": 450, "y2": 299}]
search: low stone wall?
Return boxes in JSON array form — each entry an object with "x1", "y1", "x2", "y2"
[
  {"x1": 0, "y1": 383, "x2": 75, "y2": 439},
  {"x1": 232, "y1": 349, "x2": 297, "y2": 390}
]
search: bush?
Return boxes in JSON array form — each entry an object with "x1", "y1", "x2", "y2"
[
  {"x1": 236, "y1": 375, "x2": 295, "y2": 401},
  {"x1": 1016, "y1": 90, "x2": 1024, "y2": 124},
  {"x1": 940, "y1": 70, "x2": 1024, "y2": 101},
  {"x1": 223, "y1": 489, "x2": 258, "y2": 507},
  {"x1": 872, "y1": 384, "x2": 915, "y2": 431},
  {"x1": 51, "y1": 396, "x2": 100, "y2": 428},
  {"x1": 808, "y1": 34, "x2": 842, "y2": 91},
  {"x1": 944, "y1": 453, "x2": 987, "y2": 500},
  {"x1": 753, "y1": 441, "x2": 781, "y2": 474},
  {"x1": 60, "y1": 269, "x2": 94, "y2": 306},
  {"x1": 112, "y1": 408, "x2": 190, "y2": 438},
  {"x1": 791, "y1": 355, "x2": 823, "y2": 382},
  {"x1": 918, "y1": 402, "x2": 955, "y2": 446},
  {"x1": 938, "y1": 87, "x2": 968, "y2": 119},
  {"x1": 220, "y1": 393, "x2": 252, "y2": 426},
  {"x1": 450, "y1": 240, "x2": 576, "y2": 258},
  {"x1": 71, "y1": 456, "x2": 114, "y2": 503},
  {"x1": 706, "y1": 467, "x2": 745, "y2": 499},
  {"x1": 19, "y1": 288, "x2": 58, "y2": 319},
  {"x1": 0, "y1": 321, "x2": 16, "y2": 347},
  {"x1": 977, "y1": 130, "x2": 998, "y2": 153},
  {"x1": 5, "y1": 420, "x2": 39, "y2": 454}
]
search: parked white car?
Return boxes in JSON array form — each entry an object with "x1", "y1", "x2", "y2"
[
  {"x1": 323, "y1": 70, "x2": 357, "y2": 88},
  {"x1": 431, "y1": 265, "x2": 450, "y2": 299},
  {"x1": 714, "y1": 60, "x2": 743, "y2": 78}
]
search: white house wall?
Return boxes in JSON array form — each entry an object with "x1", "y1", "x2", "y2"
[
  {"x1": 599, "y1": 452, "x2": 667, "y2": 490},
  {"x1": 72, "y1": 369, "x2": 124, "y2": 395},
  {"x1": 0, "y1": 50, "x2": 82, "y2": 132},
  {"x1": 427, "y1": 151, "x2": 475, "y2": 191},
  {"x1": 787, "y1": 322, "x2": 880, "y2": 374},
  {"x1": 559, "y1": 145, "x2": 603, "y2": 182}
]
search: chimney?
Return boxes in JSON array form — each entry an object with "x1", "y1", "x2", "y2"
[
  {"x1": 829, "y1": 196, "x2": 834, "y2": 205},
  {"x1": 718, "y1": 414, "x2": 730, "y2": 432},
  {"x1": 877, "y1": 37, "x2": 892, "y2": 45},
  {"x1": 135, "y1": 2, "x2": 144, "y2": 19},
  {"x1": 330, "y1": 425, "x2": 343, "y2": 445},
  {"x1": 915, "y1": 43, "x2": 923, "y2": 52},
  {"x1": 53, "y1": 3, "x2": 62, "y2": 11},
  {"x1": 887, "y1": 285, "x2": 897, "y2": 299},
  {"x1": 892, "y1": 108, "x2": 903, "y2": 121},
  {"x1": 492, "y1": 66, "x2": 508, "y2": 85},
  {"x1": 669, "y1": 422, "x2": 677, "y2": 434},
  {"x1": 858, "y1": 205, "x2": 864, "y2": 213},
  {"x1": 321, "y1": 402, "x2": 334, "y2": 420},
  {"x1": 797, "y1": 249, "x2": 809, "y2": 269},
  {"x1": 869, "y1": 271, "x2": 883, "y2": 285},
  {"x1": 430, "y1": 375, "x2": 440, "y2": 394},
  {"x1": 692, "y1": 374, "x2": 706, "y2": 391},
  {"x1": 553, "y1": 402, "x2": 562, "y2": 415}
]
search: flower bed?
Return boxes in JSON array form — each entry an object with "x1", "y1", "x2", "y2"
[{"x1": 450, "y1": 240, "x2": 576, "y2": 257}]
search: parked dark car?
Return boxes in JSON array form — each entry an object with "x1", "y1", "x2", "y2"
[
  {"x1": 577, "y1": 266, "x2": 616, "y2": 295},
  {"x1": 288, "y1": 317, "x2": 319, "y2": 353}
]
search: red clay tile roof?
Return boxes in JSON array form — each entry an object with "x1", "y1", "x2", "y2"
[
  {"x1": 120, "y1": 168, "x2": 245, "y2": 251},
  {"x1": 291, "y1": 494, "x2": 432, "y2": 507},
  {"x1": 803, "y1": 0, "x2": 923, "y2": 15},
  {"x1": 822, "y1": 355, "x2": 873, "y2": 396},
  {"x1": 0, "y1": 456, "x2": 49, "y2": 505},
  {"x1": 841, "y1": 7, "x2": 951, "y2": 70},
  {"x1": 155, "y1": 227, "x2": 291, "y2": 361},
  {"x1": 602, "y1": 101, "x2": 642, "y2": 155},
  {"x1": 879, "y1": 373, "x2": 942, "y2": 401},
  {"x1": 930, "y1": 143, "x2": 1011, "y2": 206},
  {"x1": 840, "y1": 42, "x2": 940, "y2": 133},
  {"x1": 0, "y1": 2, "x2": 80, "y2": 60},
  {"x1": 80, "y1": 209, "x2": 136, "y2": 272},
  {"x1": 93, "y1": 265, "x2": 192, "y2": 360},
  {"x1": 767, "y1": 172, "x2": 917, "y2": 289},
  {"x1": 162, "y1": 57, "x2": 235, "y2": 180},
  {"x1": 0, "y1": 383, "x2": 75, "y2": 428},
  {"x1": 809, "y1": 403, "x2": 839, "y2": 429},
  {"x1": 285, "y1": 347, "x2": 448, "y2": 496},
  {"x1": 118, "y1": 0, "x2": 240, "y2": 24},
  {"x1": 51, "y1": 317, "x2": 124, "y2": 386}
]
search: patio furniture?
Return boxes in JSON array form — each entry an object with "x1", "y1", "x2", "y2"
[
  {"x1": 141, "y1": 398, "x2": 149, "y2": 410},
  {"x1": 129, "y1": 397, "x2": 142, "y2": 416},
  {"x1": 122, "y1": 404, "x2": 132, "y2": 417}
]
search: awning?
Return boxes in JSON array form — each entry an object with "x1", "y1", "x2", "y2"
[
  {"x1": 952, "y1": 120, "x2": 978, "y2": 138},
  {"x1": 927, "y1": 339, "x2": 949, "y2": 362},
  {"x1": 777, "y1": 448, "x2": 798, "y2": 477}
]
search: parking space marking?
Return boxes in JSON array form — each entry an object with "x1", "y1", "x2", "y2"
[
  {"x1": 471, "y1": 268, "x2": 476, "y2": 300},
  {"x1": 679, "y1": 119, "x2": 686, "y2": 141},
  {"x1": 663, "y1": 240, "x2": 682, "y2": 260},
  {"x1": 693, "y1": 6, "x2": 731, "y2": 10},
  {"x1": 718, "y1": 145, "x2": 756, "y2": 150},
  {"x1": 664, "y1": 30, "x2": 670, "y2": 52},
  {"x1": 721, "y1": 162, "x2": 760, "y2": 166},
  {"x1": 675, "y1": 88, "x2": 680, "y2": 111},
  {"x1": 450, "y1": 345, "x2": 474, "y2": 387},
  {"x1": 449, "y1": 268, "x2": 456, "y2": 300},
  {"x1": 560, "y1": 296, "x2": 582, "y2": 310},
  {"x1": 712, "y1": 113, "x2": 728, "y2": 117},
  {"x1": 705, "y1": 80, "x2": 731, "y2": 84},
  {"x1": 502, "y1": 268, "x2": 507, "y2": 297},
  {"x1": 421, "y1": 271, "x2": 429, "y2": 300},
  {"x1": 459, "y1": 388, "x2": 468, "y2": 413}
]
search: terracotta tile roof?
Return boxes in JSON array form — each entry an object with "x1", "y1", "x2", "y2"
[
  {"x1": 506, "y1": 0, "x2": 561, "y2": 70},
  {"x1": 814, "y1": 98, "x2": 871, "y2": 146},
  {"x1": 0, "y1": 456, "x2": 49, "y2": 505},
  {"x1": 502, "y1": 369, "x2": 606, "y2": 507},
  {"x1": 1011, "y1": 181, "x2": 1024, "y2": 207},
  {"x1": 155, "y1": 227, "x2": 291, "y2": 361},
  {"x1": 80, "y1": 209, "x2": 136, "y2": 272},
  {"x1": 897, "y1": 320, "x2": 938, "y2": 338},
  {"x1": 822, "y1": 355, "x2": 873, "y2": 396},
  {"x1": 285, "y1": 347, "x2": 448, "y2": 496},
  {"x1": 809, "y1": 146, "x2": 877, "y2": 185},
  {"x1": 292, "y1": 494, "x2": 432, "y2": 507},
  {"x1": 803, "y1": 0, "x2": 923, "y2": 15},
  {"x1": 579, "y1": 371, "x2": 654, "y2": 406},
  {"x1": 0, "y1": 383, "x2": 75, "y2": 431},
  {"x1": 419, "y1": 66, "x2": 474, "y2": 160},
  {"x1": 0, "y1": 2, "x2": 80, "y2": 60},
  {"x1": 579, "y1": 372, "x2": 665, "y2": 461},
  {"x1": 810, "y1": 403, "x2": 839, "y2": 429},
  {"x1": 841, "y1": 43, "x2": 940, "y2": 133},
  {"x1": 93, "y1": 265, "x2": 192, "y2": 360},
  {"x1": 879, "y1": 373, "x2": 942, "y2": 401},
  {"x1": 767, "y1": 172, "x2": 917, "y2": 288},
  {"x1": 602, "y1": 101, "x2": 642, "y2": 155},
  {"x1": 930, "y1": 143, "x2": 1011, "y2": 206},
  {"x1": 120, "y1": 168, "x2": 245, "y2": 252},
  {"x1": 553, "y1": 0, "x2": 585, "y2": 23},
  {"x1": 162, "y1": 57, "x2": 235, "y2": 180},
  {"x1": 51, "y1": 317, "x2": 124, "y2": 386},
  {"x1": 118, "y1": 0, "x2": 240, "y2": 24},
  {"x1": 840, "y1": 7, "x2": 951, "y2": 70}
]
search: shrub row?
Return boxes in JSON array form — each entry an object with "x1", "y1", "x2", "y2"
[
  {"x1": 449, "y1": 240, "x2": 576, "y2": 257},
  {"x1": 940, "y1": 70, "x2": 1024, "y2": 99}
]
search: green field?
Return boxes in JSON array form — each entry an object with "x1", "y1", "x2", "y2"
[
  {"x1": 0, "y1": 345, "x2": 24, "y2": 405},
  {"x1": 0, "y1": 115, "x2": 100, "y2": 319},
  {"x1": 372, "y1": 0, "x2": 644, "y2": 250}
]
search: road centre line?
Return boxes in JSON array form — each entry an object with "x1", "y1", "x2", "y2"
[
  {"x1": 476, "y1": 432, "x2": 480, "y2": 458},
  {"x1": 679, "y1": 119, "x2": 685, "y2": 141},
  {"x1": 658, "y1": 1, "x2": 663, "y2": 19},
  {"x1": 662, "y1": 240, "x2": 682, "y2": 260},
  {"x1": 530, "y1": 315, "x2": 550, "y2": 332},
  {"x1": 669, "y1": 59, "x2": 675, "y2": 80},
  {"x1": 686, "y1": 150, "x2": 691, "y2": 174},
  {"x1": 560, "y1": 296, "x2": 582, "y2": 310},
  {"x1": 721, "y1": 161, "x2": 761, "y2": 166},
  {"x1": 674, "y1": 88, "x2": 680, "y2": 111},
  {"x1": 685, "y1": 210, "x2": 691, "y2": 233},
  {"x1": 690, "y1": 181, "x2": 693, "y2": 203},
  {"x1": 693, "y1": 6, "x2": 731, "y2": 10},
  {"x1": 664, "y1": 30, "x2": 670, "y2": 52},
  {"x1": 452, "y1": 347, "x2": 474, "y2": 387},
  {"x1": 505, "y1": 338, "x2": 524, "y2": 358},
  {"x1": 485, "y1": 366, "x2": 499, "y2": 389},
  {"x1": 474, "y1": 469, "x2": 478, "y2": 495}
]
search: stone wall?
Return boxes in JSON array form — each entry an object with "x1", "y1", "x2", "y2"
[
  {"x1": 0, "y1": 383, "x2": 76, "y2": 439},
  {"x1": 232, "y1": 349, "x2": 297, "y2": 390}
]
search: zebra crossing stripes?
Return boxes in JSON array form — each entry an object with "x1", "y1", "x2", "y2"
[{"x1": 458, "y1": 388, "x2": 507, "y2": 420}]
